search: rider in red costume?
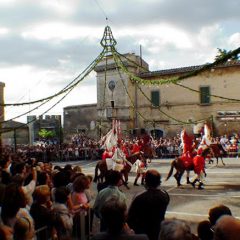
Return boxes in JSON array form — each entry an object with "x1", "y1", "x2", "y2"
[
  {"x1": 131, "y1": 140, "x2": 141, "y2": 155},
  {"x1": 143, "y1": 133, "x2": 151, "y2": 146},
  {"x1": 180, "y1": 129, "x2": 194, "y2": 183},
  {"x1": 102, "y1": 147, "x2": 115, "y2": 161},
  {"x1": 121, "y1": 142, "x2": 131, "y2": 159}
]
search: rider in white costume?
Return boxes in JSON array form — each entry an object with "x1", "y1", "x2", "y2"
[{"x1": 198, "y1": 124, "x2": 212, "y2": 151}]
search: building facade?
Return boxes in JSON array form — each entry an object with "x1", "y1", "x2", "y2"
[
  {"x1": 27, "y1": 115, "x2": 62, "y2": 145},
  {"x1": 1, "y1": 120, "x2": 29, "y2": 146},
  {"x1": 63, "y1": 54, "x2": 240, "y2": 140},
  {"x1": 63, "y1": 104, "x2": 97, "y2": 142}
]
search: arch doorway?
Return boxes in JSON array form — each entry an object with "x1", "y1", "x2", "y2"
[{"x1": 150, "y1": 129, "x2": 164, "y2": 139}]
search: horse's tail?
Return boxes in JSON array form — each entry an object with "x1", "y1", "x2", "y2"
[
  {"x1": 93, "y1": 161, "x2": 100, "y2": 183},
  {"x1": 165, "y1": 159, "x2": 176, "y2": 181}
]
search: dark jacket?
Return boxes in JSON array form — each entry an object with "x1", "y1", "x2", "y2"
[{"x1": 127, "y1": 188, "x2": 170, "y2": 240}]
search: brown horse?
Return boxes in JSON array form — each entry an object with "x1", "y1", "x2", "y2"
[
  {"x1": 208, "y1": 143, "x2": 226, "y2": 165},
  {"x1": 165, "y1": 148, "x2": 210, "y2": 187},
  {"x1": 141, "y1": 144, "x2": 155, "y2": 163},
  {"x1": 93, "y1": 153, "x2": 143, "y2": 187}
]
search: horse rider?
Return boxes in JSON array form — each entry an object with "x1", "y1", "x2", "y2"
[
  {"x1": 180, "y1": 129, "x2": 195, "y2": 184},
  {"x1": 131, "y1": 139, "x2": 142, "y2": 156},
  {"x1": 102, "y1": 148, "x2": 114, "y2": 162},
  {"x1": 191, "y1": 148, "x2": 206, "y2": 190},
  {"x1": 121, "y1": 141, "x2": 131, "y2": 159},
  {"x1": 198, "y1": 124, "x2": 213, "y2": 163}
]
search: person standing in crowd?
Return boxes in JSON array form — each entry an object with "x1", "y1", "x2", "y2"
[
  {"x1": 159, "y1": 219, "x2": 198, "y2": 240},
  {"x1": 91, "y1": 196, "x2": 149, "y2": 240},
  {"x1": 0, "y1": 154, "x2": 12, "y2": 185},
  {"x1": 52, "y1": 186, "x2": 73, "y2": 240},
  {"x1": 93, "y1": 170, "x2": 126, "y2": 231},
  {"x1": 214, "y1": 215, "x2": 240, "y2": 240},
  {"x1": 30, "y1": 185, "x2": 54, "y2": 240},
  {"x1": 197, "y1": 204, "x2": 232, "y2": 240},
  {"x1": 127, "y1": 169, "x2": 170, "y2": 240}
]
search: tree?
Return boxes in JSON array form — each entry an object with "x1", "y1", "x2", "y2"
[
  {"x1": 38, "y1": 129, "x2": 56, "y2": 141},
  {"x1": 215, "y1": 48, "x2": 239, "y2": 62}
]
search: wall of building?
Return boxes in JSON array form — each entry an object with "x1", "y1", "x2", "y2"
[
  {"x1": 137, "y1": 64, "x2": 240, "y2": 136},
  {"x1": 28, "y1": 115, "x2": 62, "y2": 145},
  {"x1": 1, "y1": 121, "x2": 29, "y2": 146},
  {"x1": 63, "y1": 54, "x2": 240, "y2": 140},
  {"x1": 63, "y1": 104, "x2": 97, "y2": 142}
]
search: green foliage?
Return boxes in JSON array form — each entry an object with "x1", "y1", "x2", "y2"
[
  {"x1": 215, "y1": 48, "x2": 239, "y2": 62},
  {"x1": 38, "y1": 129, "x2": 56, "y2": 140}
]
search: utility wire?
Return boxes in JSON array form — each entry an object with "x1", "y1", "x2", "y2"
[
  {"x1": 112, "y1": 49, "x2": 208, "y2": 125},
  {"x1": 2, "y1": 50, "x2": 105, "y2": 107},
  {"x1": 93, "y1": 0, "x2": 109, "y2": 21},
  {"x1": 0, "y1": 50, "x2": 105, "y2": 133}
]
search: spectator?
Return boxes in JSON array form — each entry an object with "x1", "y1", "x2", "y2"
[
  {"x1": 13, "y1": 217, "x2": 35, "y2": 240},
  {"x1": 0, "y1": 224, "x2": 12, "y2": 240},
  {"x1": 159, "y1": 219, "x2": 198, "y2": 240},
  {"x1": 127, "y1": 169, "x2": 170, "y2": 240},
  {"x1": 214, "y1": 215, "x2": 240, "y2": 240},
  {"x1": 71, "y1": 175, "x2": 90, "y2": 213},
  {"x1": 209, "y1": 205, "x2": 232, "y2": 226},
  {"x1": 91, "y1": 196, "x2": 149, "y2": 240},
  {"x1": 30, "y1": 185, "x2": 54, "y2": 240},
  {"x1": 0, "y1": 154, "x2": 12, "y2": 185},
  {"x1": 197, "y1": 220, "x2": 213, "y2": 240},
  {"x1": 197, "y1": 204, "x2": 232, "y2": 240},
  {"x1": 1, "y1": 183, "x2": 34, "y2": 237},
  {"x1": 52, "y1": 186, "x2": 73, "y2": 240},
  {"x1": 93, "y1": 170, "x2": 126, "y2": 231},
  {"x1": 71, "y1": 175, "x2": 90, "y2": 238}
]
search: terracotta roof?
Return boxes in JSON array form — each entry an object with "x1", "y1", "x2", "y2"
[{"x1": 139, "y1": 61, "x2": 240, "y2": 78}]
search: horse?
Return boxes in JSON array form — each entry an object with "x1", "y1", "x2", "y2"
[
  {"x1": 165, "y1": 148, "x2": 210, "y2": 187},
  {"x1": 93, "y1": 152, "x2": 143, "y2": 188},
  {"x1": 141, "y1": 144, "x2": 155, "y2": 163},
  {"x1": 208, "y1": 143, "x2": 226, "y2": 165}
]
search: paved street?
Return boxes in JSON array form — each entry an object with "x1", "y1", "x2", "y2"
[{"x1": 55, "y1": 157, "x2": 240, "y2": 234}]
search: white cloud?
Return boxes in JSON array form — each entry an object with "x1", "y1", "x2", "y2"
[
  {"x1": 22, "y1": 23, "x2": 102, "y2": 41},
  {"x1": 0, "y1": 27, "x2": 9, "y2": 35},
  {"x1": 228, "y1": 33, "x2": 240, "y2": 48},
  {"x1": 0, "y1": 0, "x2": 239, "y2": 123}
]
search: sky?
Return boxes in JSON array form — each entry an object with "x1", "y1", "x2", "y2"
[{"x1": 0, "y1": 0, "x2": 239, "y2": 123}]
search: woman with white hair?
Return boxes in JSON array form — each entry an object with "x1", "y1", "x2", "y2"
[{"x1": 159, "y1": 219, "x2": 198, "y2": 240}]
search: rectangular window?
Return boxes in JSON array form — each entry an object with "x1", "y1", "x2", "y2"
[
  {"x1": 200, "y1": 86, "x2": 210, "y2": 104},
  {"x1": 151, "y1": 91, "x2": 160, "y2": 107}
]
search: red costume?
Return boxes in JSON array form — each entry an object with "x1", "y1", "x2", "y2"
[
  {"x1": 180, "y1": 129, "x2": 194, "y2": 168},
  {"x1": 143, "y1": 134, "x2": 151, "y2": 145},
  {"x1": 132, "y1": 142, "x2": 141, "y2": 155},
  {"x1": 102, "y1": 149, "x2": 113, "y2": 161},
  {"x1": 121, "y1": 143, "x2": 131, "y2": 158},
  {"x1": 193, "y1": 149, "x2": 205, "y2": 174}
]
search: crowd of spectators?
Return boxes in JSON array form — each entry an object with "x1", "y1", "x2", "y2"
[
  {"x1": 2, "y1": 132, "x2": 240, "y2": 165},
  {"x1": 1, "y1": 151, "x2": 240, "y2": 240},
  {"x1": 1, "y1": 132, "x2": 240, "y2": 239}
]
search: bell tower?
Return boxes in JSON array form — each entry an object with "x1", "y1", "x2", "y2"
[{"x1": 95, "y1": 26, "x2": 149, "y2": 134}]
